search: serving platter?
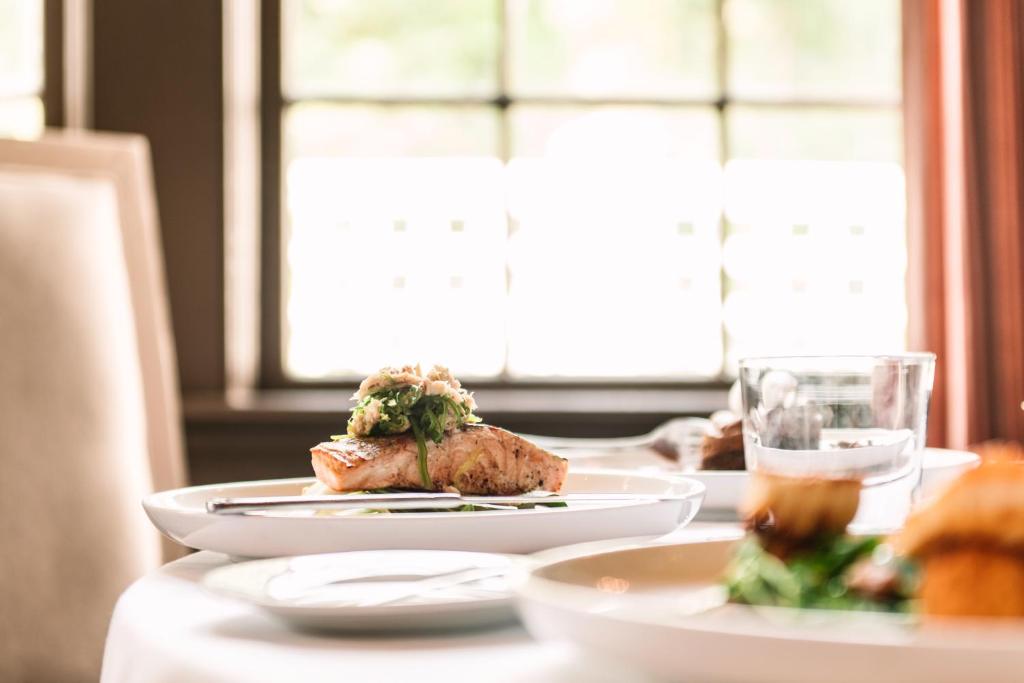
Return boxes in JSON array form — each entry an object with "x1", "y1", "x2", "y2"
[
  {"x1": 144, "y1": 469, "x2": 705, "y2": 558},
  {"x1": 516, "y1": 539, "x2": 1024, "y2": 683}
]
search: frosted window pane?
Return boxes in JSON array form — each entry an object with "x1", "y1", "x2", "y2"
[
  {"x1": 506, "y1": 160, "x2": 724, "y2": 378},
  {"x1": 722, "y1": 161, "x2": 907, "y2": 371}
]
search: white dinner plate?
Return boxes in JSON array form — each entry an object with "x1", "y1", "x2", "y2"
[
  {"x1": 516, "y1": 539, "x2": 1024, "y2": 683},
  {"x1": 203, "y1": 549, "x2": 525, "y2": 632},
  {"x1": 685, "y1": 447, "x2": 979, "y2": 517},
  {"x1": 143, "y1": 469, "x2": 705, "y2": 558}
]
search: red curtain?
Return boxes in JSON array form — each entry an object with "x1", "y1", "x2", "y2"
[{"x1": 904, "y1": 0, "x2": 1024, "y2": 449}]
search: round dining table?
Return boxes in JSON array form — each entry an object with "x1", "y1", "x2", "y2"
[{"x1": 101, "y1": 524, "x2": 735, "y2": 683}]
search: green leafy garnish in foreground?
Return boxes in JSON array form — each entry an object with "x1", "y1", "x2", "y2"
[{"x1": 723, "y1": 535, "x2": 916, "y2": 612}]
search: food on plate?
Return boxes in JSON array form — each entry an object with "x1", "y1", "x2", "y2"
[
  {"x1": 725, "y1": 473, "x2": 917, "y2": 611},
  {"x1": 726, "y1": 461, "x2": 1024, "y2": 618},
  {"x1": 312, "y1": 424, "x2": 568, "y2": 495},
  {"x1": 309, "y1": 364, "x2": 568, "y2": 495},
  {"x1": 742, "y1": 473, "x2": 861, "y2": 551},
  {"x1": 724, "y1": 533, "x2": 915, "y2": 611},
  {"x1": 971, "y1": 440, "x2": 1024, "y2": 462},
  {"x1": 895, "y1": 461, "x2": 1024, "y2": 618},
  {"x1": 700, "y1": 412, "x2": 745, "y2": 470}
]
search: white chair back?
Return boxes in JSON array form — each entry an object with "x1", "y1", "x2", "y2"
[{"x1": 0, "y1": 132, "x2": 186, "y2": 682}]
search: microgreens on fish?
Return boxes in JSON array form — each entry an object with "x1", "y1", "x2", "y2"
[{"x1": 345, "y1": 378, "x2": 481, "y2": 488}]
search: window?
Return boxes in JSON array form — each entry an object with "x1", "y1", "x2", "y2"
[
  {"x1": 0, "y1": 0, "x2": 45, "y2": 138},
  {"x1": 269, "y1": 0, "x2": 903, "y2": 382}
]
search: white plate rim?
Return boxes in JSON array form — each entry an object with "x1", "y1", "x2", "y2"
[
  {"x1": 144, "y1": 469, "x2": 707, "y2": 521},
  {"x1": 518, "y1": 537, "x2": 1024, "y2": 649}
]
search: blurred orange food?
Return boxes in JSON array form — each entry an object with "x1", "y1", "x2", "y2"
[
  {"x1": 743, "y1": 473, "x2": 861, "y2": 558},
  {"x1": 897, "y1": 461, "x2": 1024, "y2": 618},
  {"x1": 971, "y1": 439, "x2": 1024, "y2": 463},
  {"x1": 918, "y1": 548, "x2": 1024, "y2": 618}
]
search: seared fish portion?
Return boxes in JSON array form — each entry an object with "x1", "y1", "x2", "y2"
[{"x1": 310, "y1": 425, "x2": 568, "y2": 495}]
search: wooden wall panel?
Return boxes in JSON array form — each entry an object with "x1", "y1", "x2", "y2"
[{"x1": 92, "y1": 0, "x2": 225, "y2": 392}]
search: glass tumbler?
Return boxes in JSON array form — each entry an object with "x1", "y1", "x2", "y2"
[{"x1": 738, "y1": 354, "x2": 936, "y2": 527}]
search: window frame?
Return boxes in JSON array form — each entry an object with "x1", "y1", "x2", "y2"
[
  {"x1": 0, "y1": 0, "x2": 63, "y2": 130},
  {"x1": 258, "y1": 0, "x2": 902, "y2": 390},
  {"x1": 42, "y1": 0, "x2": 64, "y2": 126}
]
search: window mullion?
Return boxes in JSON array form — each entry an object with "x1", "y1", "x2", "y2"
[
  {"x1": 716, "y1": 0, "x2": 730, "y2": 380},
  {"x1": 498, "y1": 0, "x2": 512, "y2": 380}
]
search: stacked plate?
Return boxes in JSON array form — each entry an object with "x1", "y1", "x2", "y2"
[{"x1": 145, "y1": 468, "x2": 705, "y2": 633}]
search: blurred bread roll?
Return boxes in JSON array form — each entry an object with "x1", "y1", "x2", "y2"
[
  {"x1": 897, "y1": 461, "x2": 1024, "y2": 557},
  {"x1": 743, "y1": 472, "x2": 861, "y2": 545},
  {"x1": 896, "y1": 461, "x2": 1024, "y2": 618},
  {"x1": 917, "y1": 548, "x2": 1024, "y2": 618}
]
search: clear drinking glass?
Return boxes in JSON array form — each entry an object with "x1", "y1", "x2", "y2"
[{"x1": 738, "y1": 354, "x2": 935, "y2": 525}]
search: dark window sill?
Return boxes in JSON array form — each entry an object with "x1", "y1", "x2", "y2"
[{"x1": 183, "y1": 386, "x2": 728, "y2": 428}]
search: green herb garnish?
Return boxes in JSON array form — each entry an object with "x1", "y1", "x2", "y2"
[
  {"x1": 346, "y1": 385, "x2": 480, "y2": 488},
  {"x1": 723, "y1": 535, "x2": 916, "y2": 612},
  {"x1": 410, "y1": 417, "x2": 433, "y2": 489}
]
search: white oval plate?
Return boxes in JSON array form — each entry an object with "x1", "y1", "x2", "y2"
[
  {"x1": 516, "y1": 539, "x2": 1024, "y2": 683},
  {"x1": 203, "y1": 549, "x2": 526, "y2": 633},
  {"x1": 144, "y1": 469, "x2": 705, "y2": 558},
  {"x1": 685, "y1": 447, "x2": 980, "y2": 515}
]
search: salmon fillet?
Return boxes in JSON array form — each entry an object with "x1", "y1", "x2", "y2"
[{"x1": 310, "y1": 425, "x2": 568, "y2": 495}]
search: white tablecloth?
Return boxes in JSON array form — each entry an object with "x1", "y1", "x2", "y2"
[{"x1": 101, "y1": 524, "x2": 736, "y2": 683}]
